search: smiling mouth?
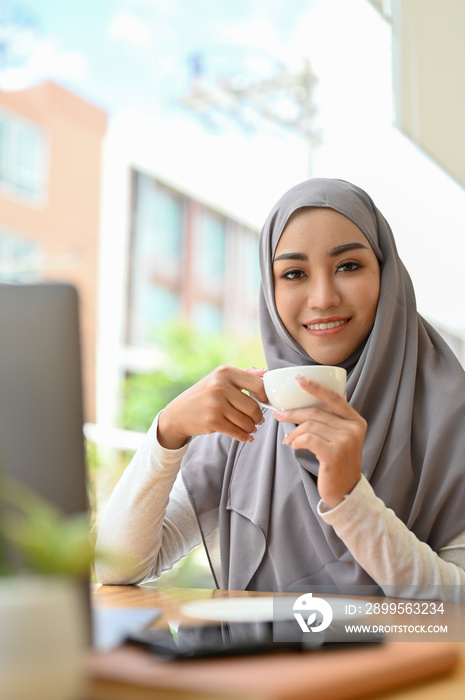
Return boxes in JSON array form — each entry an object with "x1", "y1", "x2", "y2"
[{"x1": 304, "y1": 319, "x2": 350, "y2": 331}]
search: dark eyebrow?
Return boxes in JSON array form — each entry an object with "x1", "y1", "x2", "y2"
[
  {"x1": 273, "y1": 252, "x2": 308, "y2": 263},
  {"x1": 273, "y1": 242, "x2": 368, "y2": 263},
  {"x1": 330, "y1": 242, "x2": 368, "y2": 256}
]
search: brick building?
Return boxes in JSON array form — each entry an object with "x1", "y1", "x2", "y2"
[{"x1": 0, "y1": 81, "x2": 107, "y2": 421}]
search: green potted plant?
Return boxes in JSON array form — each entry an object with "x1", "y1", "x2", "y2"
[
  {"x1": 0, "y1": 474, "x2": 93, "y2": 700},
  {"x1": 0, "y1": 475, "x2": 93, "y2": 576}
]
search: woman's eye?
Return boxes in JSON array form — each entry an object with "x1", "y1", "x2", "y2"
[
  {"x1": 337, "y1": 261, "x2": 362, "y2": 273},
  {"x1": 282, "y1": 269, "x2": 306, "y2": 280}
]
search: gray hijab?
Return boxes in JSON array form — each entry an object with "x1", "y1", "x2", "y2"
[{"x1": 182, "y1": 178, "x2": 465, "y2": 593}]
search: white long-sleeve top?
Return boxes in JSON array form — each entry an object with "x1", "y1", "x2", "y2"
[{"x1": 95, "y1": 416, "x2": 465, "y2": 600}]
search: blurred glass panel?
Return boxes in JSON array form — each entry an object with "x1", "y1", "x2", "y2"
[
  {"x1": 192, "y1": 301, "x2": 223, "y2": 334},
  {"x1": 195, "y1": 209, "x2": 226, "y2": 281},
  {"x1": 0, "y1": 229, "x2": 43, "y2": 282},
  {"x1": 0, "y1": 109, "x2": 45, "y2": 200},
  {"x1": 136, "y1": 174, "x2": 183, "y2": 263},
  {"x1": 134, "y1": 283, "x2": 181, "y2": 345},
  {"x1": 128, "y1": 173, "x2": 185, "y2": 345},
  {"x1": 242, "y1": 232, "x2": 260, "y2": 294}
]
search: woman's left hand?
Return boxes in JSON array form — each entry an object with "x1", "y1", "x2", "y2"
[{"x1": 273, "y1": 375, "x2": 366, "y2": 509}]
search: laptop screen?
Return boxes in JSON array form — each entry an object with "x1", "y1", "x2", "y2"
[{"x1": 0, "y1": 282, "x2": 88, "y2": 515}]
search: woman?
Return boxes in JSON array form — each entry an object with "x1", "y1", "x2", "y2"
[{"x1": 96, "y1": 178, "x2": 465, "y2": 600}]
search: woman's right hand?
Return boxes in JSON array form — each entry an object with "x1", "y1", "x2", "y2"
[{"x1": 157, "y1": 366, "x2": 269, "y2": 450}]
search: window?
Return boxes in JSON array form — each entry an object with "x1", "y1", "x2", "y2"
[
  {"x1": 242, "y1": 232, "x2": 260, "y2": 295},
  {"x1": 194, "y1": 210, "x2": 226, "y2": 284},
  {"x1": 128, "y1": 174, "x2": 185, "y2": 346},
  {"x1": 127, "y1": 172, "x2": 260, "y2": 350},
  {"x1": 192, "y1": 301, "x2": 223, "y2": 334},
  {"x1": 0, "y1": 230, "x2": 43, "y2": 282},
  {"x1": 140, "y1": 285, "x2": 181, "y2": 340},
  {"x1": 0, "y1": 109, "x2": 46, "y2": 201},
  {"x1": 135, "y1": 174, "x2": 183, "y2": 266}
]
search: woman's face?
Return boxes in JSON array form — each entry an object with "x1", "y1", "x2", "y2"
[{"x1": 273, "y1": 207, "x2": 380, "y2": 365}]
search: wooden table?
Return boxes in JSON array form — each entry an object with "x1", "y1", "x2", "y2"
[{"x1": 84, "y1": 585, "x2": 465, "y2": 700}]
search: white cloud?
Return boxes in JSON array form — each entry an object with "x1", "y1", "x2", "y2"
[
  {"x1": 109, "y1": 12, "x2": 151, "y2": 46},
  {"x1": 0, "y1": 40, "x2": 87, "y2": 91},
  {"x1": 225, "y1": 18, "x2": 282, "y2": 56},
  {"x1": 33, "y1": 42, "x2": 87, "y2": 79}
]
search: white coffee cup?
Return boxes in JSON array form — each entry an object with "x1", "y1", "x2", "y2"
[{"x1": 257, "y1": 365, "x2": 347, "y2": 411}]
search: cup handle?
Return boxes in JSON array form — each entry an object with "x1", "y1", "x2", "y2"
[{"x1": 248, "y1": 392, "x2": 274, "y2": 411}]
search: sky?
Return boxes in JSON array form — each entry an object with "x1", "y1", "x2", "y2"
[
  {"x1": 3, "y1": 0, "x2": 465, "y2": 332},
  {"x1": 0, "y1": 0, "x2": 396, "y2": 217},
  {"x1": 0, "y1": 0, "x2": 395, "y2": 212},
  {"x1": 0, "y1": 0, "x2": 391, "y2": 127},
  {"x1": 1, "y1": 0, "x2": 318, "y2": 112}
]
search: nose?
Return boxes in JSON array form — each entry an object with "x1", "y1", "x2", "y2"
[{"x1": 307, "y1": 273, "x2": 341, "y2": 311}]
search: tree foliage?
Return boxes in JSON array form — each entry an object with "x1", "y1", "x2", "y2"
[{"x1": 121, "y1": 323, "x2": 265, "y2": 432}]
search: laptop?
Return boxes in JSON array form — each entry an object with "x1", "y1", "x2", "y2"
[
  {"x1": 0, "y1": 282, "x2": 88, "y2": 514},
  {"x1": 0, "y1": 282, "x2": 161, "y2": 650}
]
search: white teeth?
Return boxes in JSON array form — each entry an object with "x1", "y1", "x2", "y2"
[{"x1": 306, "y1": 319, "x2": 348, "y2": 331}]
